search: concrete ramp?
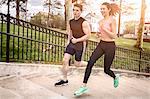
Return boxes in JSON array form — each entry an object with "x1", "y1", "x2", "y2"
[{"x1": 0, "y1": 62, "x2": 150, "y2": 99}]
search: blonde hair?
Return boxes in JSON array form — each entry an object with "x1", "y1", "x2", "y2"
[
  {"x1": 74, "y1": 4, "x2": 83, "y2": 11},
  {"x1": 102, "y1": 2, "x2": 120, "y2": 16}
]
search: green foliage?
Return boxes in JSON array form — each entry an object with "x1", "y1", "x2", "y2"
[
  {"x1": 30, "y1": 13, "x2": 65, "y2": 30},
  {"x1": 123, "y1": 21, "x2": 136, "y2": 34},
  {"x1": 52, "y1": 14, "x2": 65, "y2": 29},
  {"x1": 30, "y1": 12, "x2": 44, "y2": 27}
]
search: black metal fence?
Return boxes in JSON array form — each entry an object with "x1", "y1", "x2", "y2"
[
  {"x1": 0, "y1": 13, "x2": 150, "y2": 73},
  {"x1": 0, "y1": 13, "x2": 67, "y2": 64}
]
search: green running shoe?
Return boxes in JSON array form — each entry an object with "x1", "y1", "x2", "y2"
[
  {"x1": 114, "y1": 74, "x2": 120, "y2": 88},
  {"x1": 74, "y1": 86, "x2": 88, "y2": 96}
]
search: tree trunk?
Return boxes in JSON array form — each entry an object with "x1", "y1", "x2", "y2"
[
  {"x1": 16, "y1": 0, "x2": 20, "y2": 19},
  {"x1": 24, "y1": 0, "x2": 28, "y2": 21},
  {"x1": 64, "y1": 0, "x2": 73, "y2": 29},
  {"x1": 134, "y1": 0, "x2": 146, "y2": 49},
  {"x1": 47, "y1": 0, "x2": 51, "y2": 27},
  {"x1": 117, "y1": 0, "x2": 122, "y2": 37}
]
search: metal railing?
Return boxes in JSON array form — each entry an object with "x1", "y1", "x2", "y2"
[
  {"x1": 0, "y1": 13, "x2": 150, "y2": 73},
  {"x1": 0, "y1": 13, "x2": 67, "y2": 64}
]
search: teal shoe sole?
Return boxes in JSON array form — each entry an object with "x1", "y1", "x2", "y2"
[{"x1": 74, "y1": 89, "x2": 88, "y2": 96}]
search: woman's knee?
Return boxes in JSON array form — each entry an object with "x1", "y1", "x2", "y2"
[
  {"x1": 104, "y1": 68, "x2": 110, "y2": 74},
  {"x1": 87, "y1": 59, "x2": 95, "y2": 67}
]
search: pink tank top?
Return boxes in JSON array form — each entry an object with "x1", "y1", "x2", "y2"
[{"x1": 99, "y1": 17, "x2": 115, "y2": 41}]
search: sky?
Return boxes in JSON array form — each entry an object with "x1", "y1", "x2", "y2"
[
  {"x1": 0, "y1": 0, "x2": 150, "y2": 21},
  {"x1": 0, "y1": 0, "x2": 47, "y2": 17}
]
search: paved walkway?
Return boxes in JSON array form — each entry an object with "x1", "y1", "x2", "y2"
[{"x1": 0, "y1": 63, "x2": 150, "y2": 99}]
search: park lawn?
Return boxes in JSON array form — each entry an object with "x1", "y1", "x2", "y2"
[
  {"x1": 115, "y1": 37, "x2": 150, "y2": 51},
  {"x1": 89, "y1": 33, "x2": 150, "y2": 52},
  {"x1": 1, "y1": 24, "x2": 150, "y2": 52}
]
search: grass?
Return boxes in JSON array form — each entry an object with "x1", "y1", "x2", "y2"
[
  {"x1": 116, "y1": 37, "x2": 150, "y2": 52},
  {"x1": 89, "y1": 33, "x2": 150, "y2": 52},
  {"x1": 0, "y1": 23, "x2": 66, "y2": 63}
]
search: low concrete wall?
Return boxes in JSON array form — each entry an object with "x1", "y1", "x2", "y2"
[
  {"x1": 0, "y1": 62, "x2": 62, "y2": 77},
  {"x1": 0, "y1": 62, "x2": 150, "y2": 78}
]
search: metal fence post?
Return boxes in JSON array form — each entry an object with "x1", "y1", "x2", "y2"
[
  {"x1": 139, "y1": 48, "x2": 143, "y2": 72},
  {"x1": 6, "y1": 0, "x2": 10, "y2": 62}
]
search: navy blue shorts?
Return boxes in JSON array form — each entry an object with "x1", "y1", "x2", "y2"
[{"x1": 65, "y1": 42, "x2": 83, "y2": 61}]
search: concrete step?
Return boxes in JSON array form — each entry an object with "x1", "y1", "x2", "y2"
[{"x1": 0, "y1": 76, "x2": 68, "y2": 99}]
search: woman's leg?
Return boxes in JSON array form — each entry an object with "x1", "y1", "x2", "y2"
[
  {"x1": 83, "y1": 43, "x2": 104, "y2": 83},
  {"x1": 74, "y1": 43, "x2": 104, "y2": 95},
  {"x1": 103, "y1": 43, "x2": 116, "y2": 79}
]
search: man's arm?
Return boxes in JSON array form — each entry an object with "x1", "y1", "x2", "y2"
[{"x1": 72, "y1": 21, "x2": 91, "y2": 43}]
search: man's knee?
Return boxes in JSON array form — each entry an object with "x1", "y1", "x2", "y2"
[
  {"x1": 63, "y1": 57, "x2": 70, "y2": 65},
  {"x1": 62, "y1": 58, "x2": 69, "y2": 72}
]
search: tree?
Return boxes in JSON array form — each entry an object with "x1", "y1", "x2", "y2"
[
  {"x1": 112, "y1": 0, "x2": 137, "y2": 36},
  {"x1": 134, "y1": 0, "x2": 146, "y2": 49},
  {"x1": 64, "y1": 0, "x2": 72, "y2": 29},
  {"x1": 14, "y1": 0, "x2": 28, "y2": 19},
  {"x1": 123, "y1": 21, "x2": 136, "y2": 34},
  {"x1": 1, "y1": 0, "x2": 28, "y2": 19},
  {"x1": 30, "y1": 12, "x2": 42, "y2": 26},
  {"x1": 43, "y1": 0, "x2": 63, "y2": 27}
]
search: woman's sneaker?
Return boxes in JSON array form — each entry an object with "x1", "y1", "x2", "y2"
[
  {"x1": 114, "y1": 74, "x2": 120, "y2": 88},
  {"x1": 54, "y1": 80, "x2": 68, "y2": 86},
  {"x1": 74, "y1": 86, "x2": 88, "y2": 96}
]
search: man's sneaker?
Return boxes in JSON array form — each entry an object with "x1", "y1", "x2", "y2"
[
  {"x1": 114, "y1": 74, "x2": 120, "y2": 88},
  {"x1": 74, "y1": 86, "x2": 88, "y2": 96},
  {"x1": 54, "y1": 80, "x2": 68, "y2": 86}
]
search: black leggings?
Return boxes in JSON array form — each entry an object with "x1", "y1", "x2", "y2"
[{"x1": 83, "y1": 40, "x2": 116, "y2": 83}]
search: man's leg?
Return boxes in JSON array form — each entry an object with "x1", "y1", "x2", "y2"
[
  {"x1": 55, "y1": 42, "x2": 75, "y2": 86},
  {"x1": 61, "y1": 53, "x2": 71, "y2": 80},
  {"x1": 54, "y1": 53, "x2": 71, "y2": 86}
]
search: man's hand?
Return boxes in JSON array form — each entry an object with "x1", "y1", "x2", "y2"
[
  {"x1": 96, "y1": 32, "x2": 101, "y2": 38},
  {"x1": 71, "y1": 37, "x2": 78, "y2": 44}
]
